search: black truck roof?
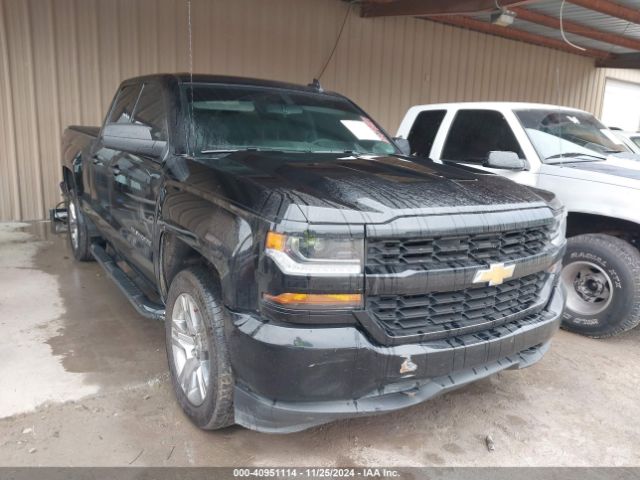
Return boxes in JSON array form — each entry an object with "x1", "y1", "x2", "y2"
[{"x1": 121, "y1": 73, "x2": 338, "y2": 96}]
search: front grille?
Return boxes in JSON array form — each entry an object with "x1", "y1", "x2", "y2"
[
  {"x1": 367, "y1": 272, "x2": 548, "y2": 338},
  {"x1": 366, "y1": 225, "x2": 551, "y2": 271}
]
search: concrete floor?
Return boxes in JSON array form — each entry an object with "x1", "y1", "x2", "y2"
[{"x1": 0, "y1": 222, "x2": 639, "y2": 467}]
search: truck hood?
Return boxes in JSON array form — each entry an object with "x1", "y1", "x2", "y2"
[
  {"x1": 186, "y1": 151, "x2": 553, "y2": 224},
  {"x1": 540, "y1": 157, "x2": 640, "y2": 190}
]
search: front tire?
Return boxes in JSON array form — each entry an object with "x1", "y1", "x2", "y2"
[
  {"x1": 560, "y1": 234, "x2": 640, "y2": 338},
  {"x1": 165, "y1": 266, "x2": 235, "y2": 430}
]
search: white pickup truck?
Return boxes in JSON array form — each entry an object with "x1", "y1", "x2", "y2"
[{"x1": 397, "y1": 102, "x2": 640, "y2": 338}]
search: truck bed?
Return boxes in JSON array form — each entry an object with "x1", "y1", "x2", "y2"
[
  {"x1": 67, "y1": 125, "x2": 100, "y2": 138},
  {"x1": 61, "y1": 125, "x2": 100, "y2": 171}
]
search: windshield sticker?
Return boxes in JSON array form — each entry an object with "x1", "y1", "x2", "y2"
[{"x1": 341, "y1": 119, "x2": 385, "y2": 141}]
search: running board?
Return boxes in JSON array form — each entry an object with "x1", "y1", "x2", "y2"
[{"x1": 90, "y1": 244, "x2": 165, "y2": 321}]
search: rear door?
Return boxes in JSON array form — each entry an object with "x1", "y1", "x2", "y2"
[
  {"x1": 109, "y1": 82, "x2": 168, "y2": 281},
  {"x1": 406, "y1": 109, "x2": 447, "y2": 157}
]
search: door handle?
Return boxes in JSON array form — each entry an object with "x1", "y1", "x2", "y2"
[{"x1": 111, "y1": 164, "x2": 121, "y2": 176}]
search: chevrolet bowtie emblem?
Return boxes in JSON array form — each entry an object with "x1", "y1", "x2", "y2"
[{"x1": 473, "y1": 262, "x2": 516, "y2": 286}]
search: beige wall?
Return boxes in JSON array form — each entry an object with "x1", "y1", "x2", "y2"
[{"x1": 1, "y1": 0, "x2": 640, "y2": 220}]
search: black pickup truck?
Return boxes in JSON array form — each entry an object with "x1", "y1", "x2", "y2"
[{"x1": 60, "y1": 74, "x2": 566, "y2": 433}]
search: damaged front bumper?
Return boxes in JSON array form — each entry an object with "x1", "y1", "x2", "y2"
[{"x1": 228, "y1": 285, "x2": 564, "y2": 433}]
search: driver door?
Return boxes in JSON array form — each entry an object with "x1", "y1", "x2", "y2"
[
  {"x1": 109, "y1": 82, "x2": 167, "y2": 282},
  {"x1": 434, "y1": 109, "x2": 538, "y2": 186},
  {"x1": 87, "y1": 84, "x2": 142, "y2": 242}
]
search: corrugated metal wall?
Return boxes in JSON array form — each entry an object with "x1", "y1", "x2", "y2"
[{"x1": 1, "y1": 0, "x2": 640, "y2": 221}]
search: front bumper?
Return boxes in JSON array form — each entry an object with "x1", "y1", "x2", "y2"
[{"x1": 228, "y1": 285, "x2": 564, "y2": 433}]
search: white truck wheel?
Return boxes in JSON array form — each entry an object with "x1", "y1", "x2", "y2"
[{"x1": 560, "y1": 234, "x2": 640, "y2": 338}]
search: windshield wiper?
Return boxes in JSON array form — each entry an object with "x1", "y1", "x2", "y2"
[
  {"x1": 200, "y1": 149, "x2": 241, "y2": 154},
  {"x1": 340, "y1": 150, "x2": 361, "y2": 157},
  {"x1": 200, "y1": 147, "x2": 278, "y2": 154},
  {"x1": 297, "y1": 149, "x2": 366, "y2": 156},
  {"x1": 545, "y1": 152, "x2": 605, "y2": 163},
  {"x1": 200, "y1": 147, "x2": 378, "y2": 156}
]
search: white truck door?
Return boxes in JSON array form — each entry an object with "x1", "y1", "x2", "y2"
[
  {"x1": 430, "y1": 107, "x2": 540, "y2": 187},
  {"x1": 401, "y1": 108, "x2": 449, "y2": 159}
]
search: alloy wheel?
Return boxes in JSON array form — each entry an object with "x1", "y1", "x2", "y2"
[
  {"x1": 68, "y1": 200, "x2": 79, "y2": 251},
  {"x1": 170, "y1": 293, "x2": 211, "y2": 406}
]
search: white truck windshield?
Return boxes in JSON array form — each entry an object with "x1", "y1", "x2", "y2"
[{"x1": 515, "y1": 109, "x2": 629, "y2": 163}]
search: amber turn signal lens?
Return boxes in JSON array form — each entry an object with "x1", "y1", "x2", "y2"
[
  {"x1": 265, "y1": 231, "x2": 286, "y2": 251},
  {"x1": 263, "y1": 292, "x2": 362, "y2": 308}
]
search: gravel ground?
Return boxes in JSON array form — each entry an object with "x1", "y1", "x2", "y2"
[{"x1": 0, "y1": 222, "x2": 639, "y2": 467}]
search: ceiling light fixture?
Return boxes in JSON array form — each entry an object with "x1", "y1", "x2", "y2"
[
  {"x1": 491, "y1": 8, "x2": 516, "y2": 26},
  {"x1": 491, "y1": 0, "x2": 516, "y2": 27}
]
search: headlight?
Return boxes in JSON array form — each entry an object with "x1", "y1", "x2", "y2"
[
  {"x1": 265, "y1": 231, "x2": 363, "y2": 276},
  {"x1": 550, "y1": 208, "x2": 567, "y2": 247}
]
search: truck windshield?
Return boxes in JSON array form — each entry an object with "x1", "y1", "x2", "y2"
[
  {"x1": 514, "y1": 108, "x2": 630, "y2": 163},
  {"x1": 182, "y1": 83, "x2": 397, "y2": 156}
]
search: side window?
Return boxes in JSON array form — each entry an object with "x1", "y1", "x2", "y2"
[
  {"x1": 108, "y1": 84, "x2": 142, "y2": 124},
  {"x1": 407, "y1": 110, "x2": 446, "y2": 157},
  {"x1": 441, "y1": 110, "x2": 523, "y2": 163},
  {"x1": 132, "y1": 83, "x2": 167, "y2": 141}
]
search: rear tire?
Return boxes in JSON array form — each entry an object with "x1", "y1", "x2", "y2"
[
  {"x1": 560, "y1": 234, "x2": 640, "y2": 338},
  {"x1": 65, "y1": 189, "x2": 93, "y2": 262},
  {"x1": 165, "y1": 266, "x2": 235, "y2": 430}
]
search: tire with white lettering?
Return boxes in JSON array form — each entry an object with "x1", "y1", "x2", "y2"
[{"x1": 560, "y1": 234, "x2": 640, "y2": 338}]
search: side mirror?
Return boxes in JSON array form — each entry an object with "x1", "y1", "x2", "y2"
[
  {"x1": 393, "y1": 137, "x2": 411, "y2": 156},
  {"x1": 102, "y1": 123, "x2": 167, "y2": 159},
  {"x1": 485, "y1": 151, "x2": 527, "y2": 170}
]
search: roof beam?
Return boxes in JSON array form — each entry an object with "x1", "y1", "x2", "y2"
[
  {"x1": 596, "y1": 52, "x2": 640, "y2": 68},
  {"x1": 423, "y1": 15, "x2": 613, "y2": 59},
  {"x1": 360, "y1": 0, "x2": 537, "y2": 18},
  {"x1": 512, "y1": 7, "x2": 640, "y2": 51},
  {"x1": 566, "y1": 0, "x2": 640, "y2": 25}
]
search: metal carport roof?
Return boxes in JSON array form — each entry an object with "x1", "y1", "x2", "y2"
[{"x1": 359, "y1": 0, "x2": 640, "y2": 68}]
